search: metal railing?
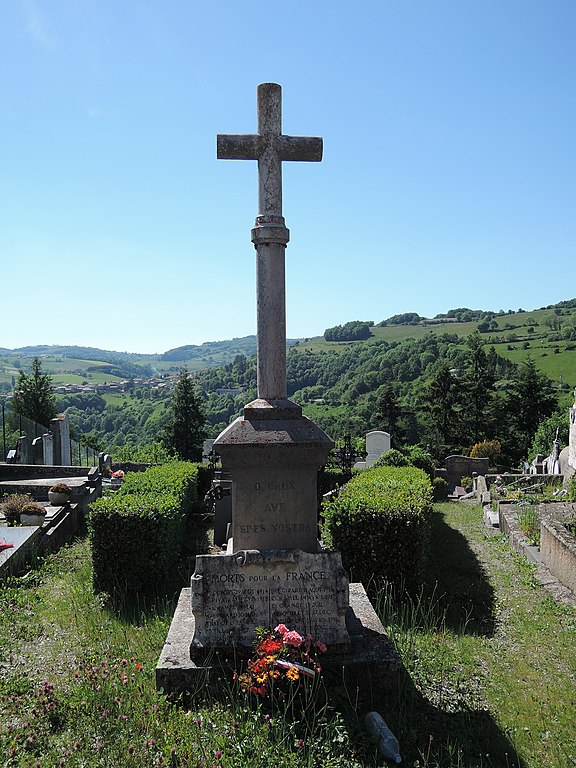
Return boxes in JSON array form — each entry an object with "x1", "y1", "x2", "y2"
[
  {"x1": 69, "y1": 439, "x2": 100, "y2": 468},
  {"x1": 1, "y1": 400, "x2": 100, "y2": 467}
]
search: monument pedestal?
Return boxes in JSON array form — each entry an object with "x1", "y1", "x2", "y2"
[
  {"x1": 188, "y1": 397, "x2": 351, "y2": 652},
  {"x1": 213, "y1": 398, "x2": 333, "y2": 553}
]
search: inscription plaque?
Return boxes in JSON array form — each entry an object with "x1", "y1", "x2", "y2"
[{"x1": 191, "y1": 550, "x2": 350, "y2": 649}]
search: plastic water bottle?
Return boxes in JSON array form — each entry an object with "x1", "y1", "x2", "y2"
[{"x1": 365, "y1": 711, "x2": 402, "y2": 763}]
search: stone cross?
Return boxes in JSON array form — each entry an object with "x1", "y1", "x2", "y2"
[{"x1": 217, "y1": 83, "x2": 322, "y2": 401}]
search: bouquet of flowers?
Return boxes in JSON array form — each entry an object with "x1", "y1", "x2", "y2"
[{"x1": 235, "y1": 624, "x2": 327, "y2": 699}]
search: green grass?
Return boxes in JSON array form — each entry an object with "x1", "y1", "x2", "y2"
[
  {"x1": 377, "y1": 502, "x2": 576, "y2": 767},
  {"x1": 0, "y1": 540, "x2": 375, "y2": 767},
  {"x1": 2, "y1": 503, "x2": 576, "y2": 767}
]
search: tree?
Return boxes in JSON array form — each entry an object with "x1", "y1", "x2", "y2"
[
  {"x1": 11, "y1": 357, "x2": 57, "y2": 427},
  {"x1": 419, "y1": 360, "x2": 463, "y2": 459},
  {"x1": 374, "y1": 381, "x2": 406, "y2": 446},
  {"x1": 461, "y1": 333, "x2": 496, "y2": 443},
  {"x1": 528, "y1": 410, "x2": 569, "y2": 463},
  {"x1": 161, "y1": 368, "x2": 207, "y2": 461},
  {"x1": 501, "y1": 357, "x2": 557, "y2": 463}
]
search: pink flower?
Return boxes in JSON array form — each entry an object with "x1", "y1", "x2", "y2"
[
  {"x1": 315, "y1": 641, "x2": 327, "y2": 653},
  {"x1": 274, "y1": 624, "x2": 289, "y2": 636},
  {"x1": 282, "y1": 630, "x2": 303, "y2": 647}
]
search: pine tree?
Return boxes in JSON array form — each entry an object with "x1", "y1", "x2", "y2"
[
  {"x1": 461, "y1": 333, "x2": 496, "y2": 443},
  {"x1": 375, "y1": 381, "x2": 406, "y2": 446},
  {"x1": 161, "y1": 368, "x2": 207, "y2": 461},
  {"x1": 420, "y1": 360, "x2": 463, "y2": 458},
  {"x1": 501, "y1": 357, "x2": 557, "y2": 463},
  {"x1": 11, "y1": 357, "x2": 57, "y2": 427}
]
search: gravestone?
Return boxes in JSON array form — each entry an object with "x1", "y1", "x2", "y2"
[
  {"x1": 444, "y1": 454, "x2": 489, "y2": 490},
  {"x1": 42, "y1": 433, "x2": 54, "y2": 465},
  {"x1": 50, "y1": 414, "x2": 71, "y2": 466},
  {"x1": 157, "y1": 83, "x2": 400, "y2": 699},
  {"x1": 365, "y1": 430, "x2": 391, "y2": 467},
  {"x1": 191, "y1": 83, "x2": 347, "y2": 651}
]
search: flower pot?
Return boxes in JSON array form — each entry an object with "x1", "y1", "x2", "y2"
[
  {"x1": 20, "y1": 513, "x2": 46, "y2": 526},
  {"x1": 48, "y1": 491, "x2": 70, "y2": 506}
]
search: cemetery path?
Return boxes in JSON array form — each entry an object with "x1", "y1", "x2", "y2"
[{"x1": 425, "y1": 502, "x2": 576, "y2": 768}]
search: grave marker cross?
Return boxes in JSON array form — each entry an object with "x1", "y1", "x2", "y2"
[{"x1": 217, "y1": 83, "x2": 322, "y2": 401}]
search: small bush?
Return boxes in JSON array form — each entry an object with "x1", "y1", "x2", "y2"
[
  {"x1": 373, "y1": 448, "x2": 410, "y2": 468},
  {"x1": 432, "y1": 476, "x2": 449, "y2": 501},
  {"x1": 406, "y1": 445, "x2": 436, "y2": 480},
  {"x1": 517, "y1": 504, "x2": 540, "y2": 546},
  {"x1": 1, "y1": 493, "x2": 33, "y2": 525},
  {"x1": 321, "y1": 465, "x2": 433, "y2": 595},
  {"x1": 49, "y1": 483, "x2": 71, "y2": 494},
  {"x1": 470, "y1": 439, "x2": 502, "y2": 464},
  {"x1": 90, "y1": 492, "x2": 185, "y2": 594}
]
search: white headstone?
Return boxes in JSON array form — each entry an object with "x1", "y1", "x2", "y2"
[{"x1": 365, "y1": 430, "x2": 391, "y2": 468}]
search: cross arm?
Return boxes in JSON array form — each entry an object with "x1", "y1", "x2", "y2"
[
  {"x1": 278, "y1": 135, "x2": 323, "y2": 162},
  {"x1": 217, "y1": 134, "x2": 260, "y2": 160}
]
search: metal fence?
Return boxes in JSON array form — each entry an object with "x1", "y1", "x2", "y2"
[
  {"x1": 69, "y1": 439, "x2": 100, "y2": 467},
  {"x1": 1, "y1": 400, "x2": 100, "y2": 467}
]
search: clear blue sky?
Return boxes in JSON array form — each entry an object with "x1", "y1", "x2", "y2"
[{"x1": 2, "y1": 1, "x2": 575, "y2": 354}]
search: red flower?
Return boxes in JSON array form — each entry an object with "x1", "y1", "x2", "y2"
[{"x1": 258, "y1": 637, "x2": 283, "y2": 655}]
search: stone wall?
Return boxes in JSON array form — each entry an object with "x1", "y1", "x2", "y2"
[
  {"x1": 443, "y1": 455, "x2": 489, "y2": 489},
  {"x1": 541, "y1": 515, "x2": 576, "y2": 596}
]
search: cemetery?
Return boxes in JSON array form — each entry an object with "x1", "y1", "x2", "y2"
[{"x1": 2, "y1": 83, "x2": 576, "y2": 767}]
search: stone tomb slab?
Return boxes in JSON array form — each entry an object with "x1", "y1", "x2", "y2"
[
  {"x1": 0, "y1": 525, "x2": 42, "y2": 578},
  {"x1": 190, "y1": 549, "x2": 349, "y2": 651},
  {"x1": 157, "y1": 583, "x2": 402, "y2": 705}
]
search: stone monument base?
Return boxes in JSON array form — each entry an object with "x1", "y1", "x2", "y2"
[{"x1": 156, "y1": 583, "x2": 402, "y2": 706}]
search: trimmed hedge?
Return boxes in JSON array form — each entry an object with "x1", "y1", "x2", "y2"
[
  {"x1": 118, "y1": 461, "x2": 201, "y2": 513},
  {"x1": 321, "y1": 465, "x2": 433, "y2": 595},
  {"x1": 89, "y1": 462, "x2": 201, "y2": 595}
]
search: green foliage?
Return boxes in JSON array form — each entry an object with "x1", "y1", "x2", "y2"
[
  {"x1": 374, "y1": 381, "x2": 407, "y2": 446},
  {"x1": 528, "y1": 409, "x2": 570, "y2": 462},
  {"x1": 378, "y1": 312, "x2": 423, "y2": 326},
  {"x1": 89, "y1": 462, "x2": 201, "y2": 595},
  {"x1": 1, "y1": 493, "x2": 33, "y2": 525},
  {"x1": 317, "y1": 465, "x2": 348, "y2": 497},
  {"x1": 517, "y1": 503, "x2": 540, "y2": 546},
  {"x1": 405, "y1": 445, "x2": 436, "y2": 479},
  {"x1": 418, "y1": 361, "x2": 467, "y2": 460},
  {"x1": 432, "y1": 476, "x2": 449, "y2": 501},
  {"x1": 11, "y1": 357, "x2": 57, "y2": 427},
  {"x1": 469, "y1": 439, "x2": 502, "y2": 463},
  {"x1": 119, "y1": 461, "x2": 200, "y2": 512},
  {"x1": 373, "y1": 448, "x2": 410, "y2": 468},
  {"x1": 321, "y1": 466, "x2": 432, "y2": 594},
  {"x1": 324, "y1": 320, "x2": 373, "y2": 342},
  {"x1": 500, "y1": 357, "x2": 558, "y2": 463},
  {"x1": 161, "y1": 368, "x2": 207, "y2": 461}
]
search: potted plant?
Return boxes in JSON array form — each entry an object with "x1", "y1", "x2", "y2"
[
  {"x1": 1, "y1": 494, "x2": 33, "y2": 526},
  {"x1": 20, "y1": 502, "x2": 48, "y2": 526},
  {"x1": 48, "y1": 483, "x2": 72, "y2": 506},
  {"x1": 110, "y1": 470, "x2": 124, "y2": 488}
]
